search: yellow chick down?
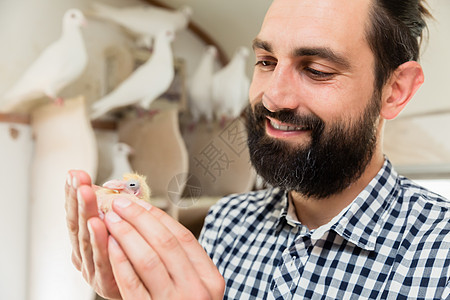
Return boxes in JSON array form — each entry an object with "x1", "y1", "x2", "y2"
[{"x1": 96, "y1": 172, "x2": 151, "y2": 214}]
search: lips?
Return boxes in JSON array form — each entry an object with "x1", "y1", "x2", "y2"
[
  {"x1": 268, "y1": 118, "x2": 310, "y2": 131},
  {"x1": 264, "y1": 117, "x2": 313, "y2": 140},
  {"x1": 246, "y1": 103, "x2": 321, "y2": 139},
  {"x1": 267, "y1": 117, "x2": 311, "y2": 132}
]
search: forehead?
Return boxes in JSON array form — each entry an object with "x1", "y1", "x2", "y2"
[{"x1": 258, "y1": 0, "x2": 372, "y2": 55}]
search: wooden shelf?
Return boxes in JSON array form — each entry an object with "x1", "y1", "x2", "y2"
[
  {"x1": 0, "y1": 112, "x2": 119, "y2": 130},
  {"x1": 0, "y1": 113, "x2": 30, "y2": 124}
]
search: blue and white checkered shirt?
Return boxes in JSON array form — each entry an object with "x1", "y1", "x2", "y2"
[{"x1": 199, "y1": 159, "x2": 450, "y2": 299}]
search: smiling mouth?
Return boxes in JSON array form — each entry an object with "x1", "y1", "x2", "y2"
[{"x1": 267, "y1": 117, "x2": 311, "y2": 131}]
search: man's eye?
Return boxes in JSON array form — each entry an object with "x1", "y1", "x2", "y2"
[
  {"x1": 305, "y1": 67, "x2": 334, "y2": 80},
  {"x1": 256, "y1": 61, "x2": 269, "y2": 66},
  {"x1": 255, "y1": 60, "x2": 276, "y2": 68}
]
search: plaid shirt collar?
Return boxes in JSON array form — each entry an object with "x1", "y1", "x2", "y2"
[{"x1": 277, "y1": 158, "x2": 398, "y2": 251}]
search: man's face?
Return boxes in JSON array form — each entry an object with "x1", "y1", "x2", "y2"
[{"x1": 247, "y1": 0, "x2": 382, "y2": 198}]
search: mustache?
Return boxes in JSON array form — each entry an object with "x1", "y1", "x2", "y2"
[{"x1": 247, "y1": 102, "x2": 325, "y2": 131}]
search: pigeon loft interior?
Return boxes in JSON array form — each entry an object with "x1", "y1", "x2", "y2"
[{"x1": 0, "y1": 0, "x2": 449, "y2": 299}]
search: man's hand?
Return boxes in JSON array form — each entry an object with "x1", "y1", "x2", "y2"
[
  {"x1": 65, "y1": 170, "x2": 225, "y2": 299},
  {"x1": 104, "y1": 197, "x2": 225, "y2": 299},
  {"x1": 65, "y1": 170, "x2": 121, "y2": 299}
]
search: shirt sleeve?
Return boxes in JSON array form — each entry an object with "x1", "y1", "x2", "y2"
[
  {"x1": 198, "y1": 196, "x2": 230, "y2": 258},
  {"x1": 198, "y1": 204, "x2": 218, "y2": 257}
]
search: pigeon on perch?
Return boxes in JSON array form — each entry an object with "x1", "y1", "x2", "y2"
[
  {"x1": 212, "y1": 46, "x2": 250, "y2": 125},
  {"x1": 0, "y1": 9, "x2": 88, "y2": 113},
  {"x1": 90, "y1": 30, "x2": 175, "y2": 120},
  {"x1": 96, "y1": 172, "x2": 151, "y2": 214},
  {"x1": 106, "y1": 142, "x2": 134, "y2": 182},
  {"x1": 90, "y1": 2, "x2": 192, "y2": 48},
  {"x1": 188, "y1": 45, "x2": 217, "y2": 123}
]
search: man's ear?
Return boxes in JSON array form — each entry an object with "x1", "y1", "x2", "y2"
[{"x1": 380, "y1": 61, "x2": 424, "y2": 120}]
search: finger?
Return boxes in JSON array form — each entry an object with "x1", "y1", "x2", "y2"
[
  {"x1": 65, "y1": 171, "x2": 81, "y2": 269},
  {"x1": 108, "y1": 236, "x2": 152, "y2": 300},
  {"x1": 137, "y1": 199, "x2": 224, "y2": 295},
  {"x1": 105, "y1": 210, "x2": 175, "y2": 299},
  {"x1": 64, "y1": 172, "x2": 72, "y2": 206},
  {"x1": 77, "y1": 184, "x2": 99, "y2": 283},
  {"x1": 110, "y1": 199, "x2": 208, "y2": 295},
  {"x1": 65, "y1": 170, "x2": 92, "y2": 269},
  {"x1": 88, "y1": 217, "x2": 121, "y2": 299},
  {"x1": 144, "y1": 201, "x2": 221, "y2": 277}
]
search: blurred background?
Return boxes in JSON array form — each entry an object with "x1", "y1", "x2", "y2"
[{"x1": 0, "y1": 0, "x2": 448, "y2": 299}]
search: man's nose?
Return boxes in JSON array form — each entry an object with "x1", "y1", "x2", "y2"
[{"x1": 263, "y1": 65, "x2": 301, "y2": 112}]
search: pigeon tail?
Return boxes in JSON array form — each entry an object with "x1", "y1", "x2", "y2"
[{"x1": 90, "y1": 98, "x2": 115, "y2": 120}]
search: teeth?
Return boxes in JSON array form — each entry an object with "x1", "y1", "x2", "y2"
[{"x1": 270, "y1": 120, "x2": 307, "y2": 131}]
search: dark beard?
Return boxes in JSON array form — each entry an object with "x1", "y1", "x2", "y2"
[{"x1": 245, "y1": 96, "x2": 380, "y2": 199}]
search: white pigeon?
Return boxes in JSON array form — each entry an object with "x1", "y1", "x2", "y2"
[
  {"x1": 0, "y1": 9, "x2": 88, "y2": 113},
  {"x1": 212, "y1": 46, "x2": 250, "y2": 124},
  {"x1": 188, "y1": 45, "x2": 217, "y2": 123},
  {"x1": 91, "y1": 2, "x2": 192, "y2": 48},
  {"x1": 106, "y1": 142, "x2": 134, "y2": 182},
  {"x1": 90, "y1": 30, "x2": 175, "y2": 119}
]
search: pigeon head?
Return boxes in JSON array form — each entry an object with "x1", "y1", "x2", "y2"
[
  {"x1": 63, "y1": 9, "x2": 87, "y2": 28},
  {"x1": 102, "y1": 173, "x2": 151, "y2": 201},
  {"x1": 160, "y1": 30, "x2": 175, "y2": 42},
  {"x1": 206, "y1": 45, "x2": 218, "y2": 58},
  {"x1": 236, "y1": 46, "x2": 250, "y2": 58},
  {"x1": 113, "y1": 142, "x2": 134, "y2": 156},
  {"x1": 179, "y1": 5, "x2": 193, "y2": 18},
  {"x1": 122, "y1": 173, "x2": 151, "y2": 201}
]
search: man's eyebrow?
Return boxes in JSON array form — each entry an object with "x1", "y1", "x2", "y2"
[
  {"x1": 294, "y1": 47, "x2": 351, "y2": 69},
  {"x1": 253, "y1": 38, "x2": 351, "y2": 69},
  {"x1": 252, "y1": 38, "x2": 272, "y2": 53}
]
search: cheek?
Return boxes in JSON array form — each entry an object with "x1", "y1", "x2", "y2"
[
  {"x1": 311, "y1": 79, "x2": 374, "y2": 121},
  {"x1": 294, "y1": 84, "x2": 341, "y2": 120},
  {"x1": 249, "y1": 75, "x2": 263, "y2": 105}
]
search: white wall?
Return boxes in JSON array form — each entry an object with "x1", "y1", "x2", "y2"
[{"x1": 0, "y1": 123, "x2": 33, "y2": 300}]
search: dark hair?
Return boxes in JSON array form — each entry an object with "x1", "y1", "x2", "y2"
[{"x1": 366, "y1": 0, "x2": 432, "y2": 90}]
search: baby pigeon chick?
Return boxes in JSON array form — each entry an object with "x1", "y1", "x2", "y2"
[{"x1": 95, "y1": 172, "x2": 151, "y2": 214}]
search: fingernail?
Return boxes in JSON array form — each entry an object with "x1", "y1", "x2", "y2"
[
  {"x1": 72, "y1": 175, "x2": 79, "y2": 189},
  {"x1": 66, "y1": 174, "x2": 72, "y2": 187},
  {"x1": 114, "y1": 198, "x2": 131, "y2": 208},
  {"x1": 106, "y1": 211, "x2": 122, "y2": 223},
  {"x1": 137, "y1": 199, "x2": 152, "y2": 211}
]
